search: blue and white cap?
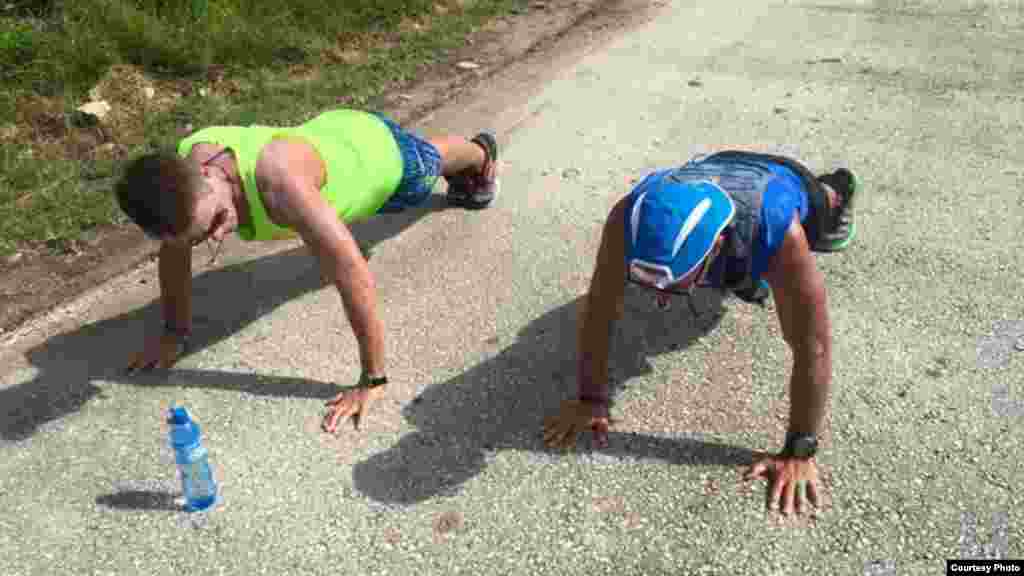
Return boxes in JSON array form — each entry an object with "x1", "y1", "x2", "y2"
[{"x1": 624, "y1": 171, "x2": 735, "y2": 289}]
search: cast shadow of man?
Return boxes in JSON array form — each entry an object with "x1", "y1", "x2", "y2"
[
  {"x1": 1, "y1": 196, "x2": 450, "y2": 444},
  {"x1": 353, "y1": 287, "x2": 758, "y2": 505}
]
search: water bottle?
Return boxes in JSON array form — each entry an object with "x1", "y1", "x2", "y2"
[{"x1": 167, "y1": 406, "x2": 218, "y2": 512}]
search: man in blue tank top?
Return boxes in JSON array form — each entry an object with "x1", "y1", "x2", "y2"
[{"x1": 543, "y1": 146, "x2": 859, "y2": 517}]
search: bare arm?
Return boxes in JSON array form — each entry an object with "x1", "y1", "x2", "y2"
[
  {"x1": 158, "y1": 241, "x2": 193, "y2": 336},
  {"x1": 298, "y1": 207, "x2": 386, "y2": 377},
  {"x1": 125, "y1": 239, "x2": 193, "y2": 372},
  {"x1": 762, "y1": 217, "x2": 832, "y2": 437},
  {"x1": 261, "y1": 142, "x2": 385, "y2": 378},
  {"x1": 577, "y1": 198, "x2": 629, "y2": 403}
]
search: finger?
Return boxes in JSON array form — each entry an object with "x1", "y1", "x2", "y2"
[
  {"x1": 782, "y1": 481, "x2": 797, "y2": 516},
  {"x1": 323, "y1": 412, "x2": 344, "y2": 434},
  {"x1": 796, "y1": 483, "x2": 813, "y2": 515},
  {"x1": 330, "y1": 404, "x2": 356, "y2": 431},
  {"x1": 137, "y1": 356, "x2": 158, "y2": 372},
  {"x1": 351, "y1": 409, "x2": 361, "y2": 431},
  {"x1": 321, "y1": 412, "x2": 335, "y2": 433},
  {"x1": 125, "y1": 354, "x2": 143, "y2": 374},
  {"x1": 543, "y1": 425, "x2": 566, "y2": 448},
  {"x1": 549, "y1": 425, "x2": 575, "y2": 449},
  {"x1": 542, "y1": 424, "x2": 560, "y2": 446},
  {"x1": 743, "y1": 460, "x2": 770, "y2": 481},
  {"x1": 321, "y1": 408, "x2": 343, "y2": 433},
  {"x1": 326, "y1": 392, "x2": 354, "y2": 409},
  {"x1": 805, "y1": 479, "x2": 821, "y2": 509},
  {"x1": 127, "y1": 352, "x2": 153, "y2": 372},
  {"x1": 768, "y1": 469, "x2": 785, "y2": 511},
  {"x1": 542, "y1": 421, "x2": 570, "y2": 446},
  {"x1": 158, "y1": 351, "x2": 179, "y2": 369},
  {"x1": 323, "y1": 404, "x2": 354, "y2": 433}
]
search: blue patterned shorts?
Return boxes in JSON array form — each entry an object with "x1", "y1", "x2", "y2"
[{"x1": 372, "y1": 112, "x2": 443, "y2": 213}]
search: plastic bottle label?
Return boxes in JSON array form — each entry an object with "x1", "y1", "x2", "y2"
[
  {"x1": 187, "y1": 444, "x2": 208, "y2": 462},
  {"x1": 187, "y1": 460, "x2": 214, "y2": 496},
  {"x1": 178, "y1": 444, "x2": 216, "y2": 504}
]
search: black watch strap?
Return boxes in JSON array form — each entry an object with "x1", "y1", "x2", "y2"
[
  {"x1": 782, "y1": 432, "x2": 818, "y2": 459},
  {"x1": 360, "y1": 374, "x2": 388, "y2": 389}
]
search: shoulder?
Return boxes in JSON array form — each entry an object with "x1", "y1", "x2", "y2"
[
  {"x1": 255, "y1": 137, "x2": 321, "y2": 178},
  {"x1": 255, "y1": 137, "x2": 327, "y2": 212},
  {"x1": 605, "y1": 195, "x2": 630, "y2": 243},
  {"x1": 181, "y1": 141, "x2": 223, "y2": 163},
  {"x1": 610, "y1": 194, "x2": 629, "y2": 222},
  {"x1": 596, "y1": 195, "x2": 630, "y2": 270},
  {"x1": 762, "y1": 216, "x2": 818, "y2": 293},
  {"x1": 755, "y1": 174, "x2": 806, "y2": 254}
]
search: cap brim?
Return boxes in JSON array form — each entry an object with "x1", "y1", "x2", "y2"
[{"x1": 626, "y1": 178, "x2": 735, "y2": 281}]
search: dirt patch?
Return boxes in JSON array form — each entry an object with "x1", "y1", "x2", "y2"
[
  {"x1": 85, "y1": 64, "x2": 186, "y2": 151},
  {"x1": 4, "y1": 65, "x2": 187, "y2": 164},
  {"x1": 0, "y1": 0, "x2": 656, "y2": 337},
  {"x1": 0, "y1": 223, "x2": 158, "y2": 335}
]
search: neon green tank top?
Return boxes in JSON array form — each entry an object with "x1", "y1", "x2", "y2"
[{"x1": 177, "y1": 109, "x2": 403, "y2": 241}]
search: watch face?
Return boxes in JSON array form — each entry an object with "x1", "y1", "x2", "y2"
[{"x1": 792, "y1": 436, "x2": 818, "y2": 458}]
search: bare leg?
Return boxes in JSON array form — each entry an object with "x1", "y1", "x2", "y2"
[
  {"x1": 430, "y1": 132, "x2": 499, "y2": 209},
  {"x1": 822, "y1": 182, "x2": 842, "y2": 211},
  {"x1": 428, "y1": 136, "x2": 486, "y2": 177}
]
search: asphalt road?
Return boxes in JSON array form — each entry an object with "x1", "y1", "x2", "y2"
[{"x1": 2, "y1": 0, "x2": 1023, "y2": 574}]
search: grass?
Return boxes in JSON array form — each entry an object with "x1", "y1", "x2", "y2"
[{"x1": 0, "y1": 0, "x2": 531, "y2": 257}]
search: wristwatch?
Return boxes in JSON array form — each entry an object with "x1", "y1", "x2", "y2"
[
  {"x1": 359, "y1": 374, "x2": 388, "y2": 389},
  {"x1": 782, "y1": 432, "x2": 818, "y2": 459}
]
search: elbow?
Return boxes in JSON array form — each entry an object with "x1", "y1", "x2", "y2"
[
  {"x1": 341, "y1": 262, "x2": 376, "y2": 294},
  {"x1": 326, "y1": 253, "x2": 375, "y2": 294},
  {"x1": 792, "y1": 289, "x2": 831, "y2": 364}
]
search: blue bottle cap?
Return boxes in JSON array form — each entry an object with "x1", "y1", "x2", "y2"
[{"x1": 168, "y1": 406, "x2": 191, "y2": 426}]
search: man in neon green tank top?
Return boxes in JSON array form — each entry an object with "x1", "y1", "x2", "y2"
[{"x1": 114, "y1": 107, "x2": 499, "y2": 433}]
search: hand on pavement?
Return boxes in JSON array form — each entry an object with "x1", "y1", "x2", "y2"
[
  {"x1": 322, "y1": 384, "x2": 385, "y2": 433},
  {"x1": 744, "y1": 453, "x2": 822, "y2": 515},
  {"x1": 543, "y1": 398, "x2": 611, "y2": 449},
  {"x1": 126, "y1": 333, "x2": 187, "y2": 373}
]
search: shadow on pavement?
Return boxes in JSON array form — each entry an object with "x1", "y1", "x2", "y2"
[
  {"x1": 353, "y1": 287, "x2": 758, "y2": 505},
  {"x1": 1, "y1": 196, "x2": 450, "y2": 442},
  {"x1": 95, "y1": 490, "x2": 180, "y2": 512}
]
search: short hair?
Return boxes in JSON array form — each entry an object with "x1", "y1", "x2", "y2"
[{"x1": 114, "y1": 150, "x2": 205, "y2": 239}]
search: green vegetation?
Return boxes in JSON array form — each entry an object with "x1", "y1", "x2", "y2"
[{"x1": 0, "y1": 0, "x2": 528, "y2": 256}]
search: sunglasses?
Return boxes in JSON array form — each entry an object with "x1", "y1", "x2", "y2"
[
  {"x1": 141, "y1": 210, "x2": 223, "y2": 266},
  {"x1": 626, "y1": 248, "x2": 718, "y2": 296}
]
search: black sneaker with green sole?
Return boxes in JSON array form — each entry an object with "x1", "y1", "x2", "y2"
[{"x1": 814, "y1": 168, "x2": 859, "y2": 252}]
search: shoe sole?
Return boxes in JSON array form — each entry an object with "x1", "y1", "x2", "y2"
[
  {"x1": 816, "y1": 170, "x2": 859, "y2": 252},
  {"x1": 447, "y1": 179, "x2": 499, "y2": 209}
]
